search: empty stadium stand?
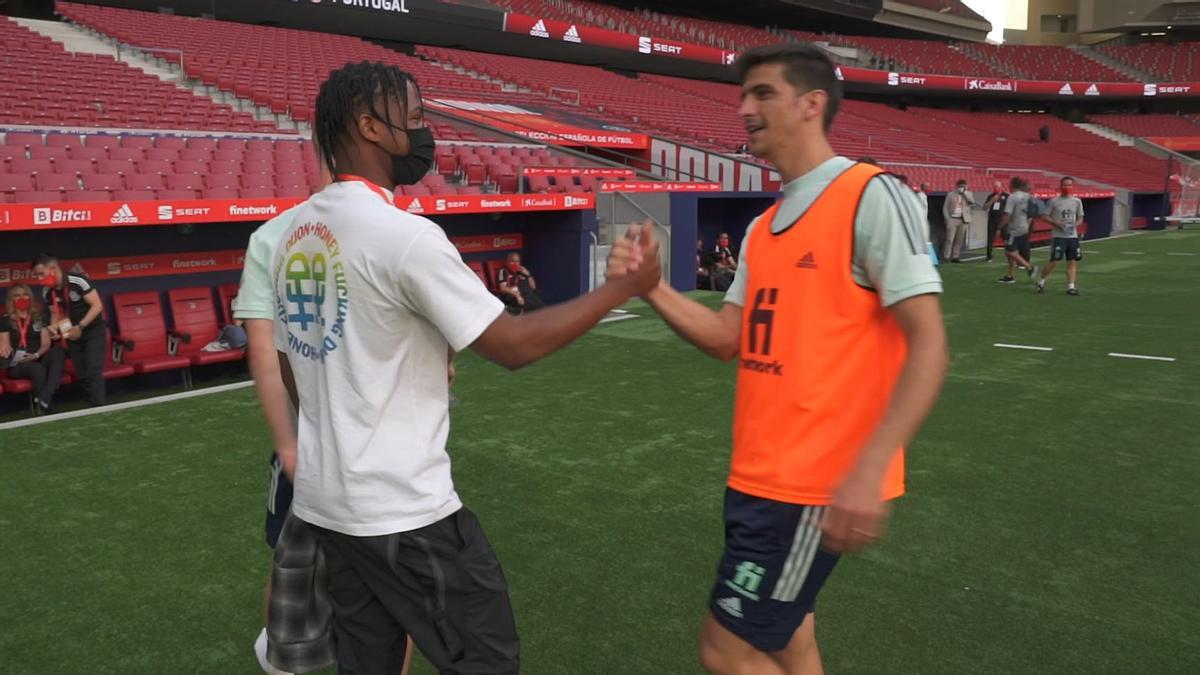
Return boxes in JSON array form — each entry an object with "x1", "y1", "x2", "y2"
[
  {"x1": 0, "y1": 16, "x2": 276, "y2": 133},
  {"x1": 1099, "y1": 43, "x2": 1199, "y2": 82},
  {"x1": 961, "y1": 43, "x2": 1132, "y2": 83},
  {"x1": 826, "y1": 35, "x2": 1008, "y2": 78},
  {"x1": 1090, "y1": 114, "x2": 1200, "y2": 139}
]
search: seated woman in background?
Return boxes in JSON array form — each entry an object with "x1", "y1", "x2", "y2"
[{"x1": 0, "y1": 283, "x2": 67, "y2": 412}]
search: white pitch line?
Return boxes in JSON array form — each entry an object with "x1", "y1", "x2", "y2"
[
  {"x1": 1120, "y1": 251, "x2": 1145, "y2": 255},
  {"x1": 1167, "y1": 252, "x2": 1196, "y2": 256},
  {"x1": 0, "y1": 381, "x2": 254, "y2": 431},
  {"x1": 1108, "y1": 352, "x2": 1176, "y2": 362},
  {"x1": 993, "y1": 343, "x2": 1053, "y2": 352}
]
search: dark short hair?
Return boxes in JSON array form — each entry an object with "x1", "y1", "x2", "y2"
[
  {"x1": 1009, "y1": 176, "x2": 1027, "y2": 191},
  {"x1": 895, "y1": 174, "x2": 909, "y2": 185},
  {"x1": 956, "y1": 179, "x2": 968, "y2": 187},
  {"x1": 1061, "y1": 175, "x2": 1074, "y2": 185},
  {"x1": 857, "y1": 156, "x2": 878, "y2": 166},
  {"x1": 314, "y1": 61, "x2": 421, "y2": 173},
  {"x1": 30, "y1": 253, "x2": 56, "y2": 269},
  {"x1": 736, "y1": 43, "x2": 842, "y2": 131}
]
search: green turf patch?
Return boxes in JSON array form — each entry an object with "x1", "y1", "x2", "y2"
[{"x1": 2, "y1": 231, "x2": 1198, "y2": 673}]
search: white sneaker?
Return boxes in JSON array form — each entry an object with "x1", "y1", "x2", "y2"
[{"x1": 255, "y1": 627, "x2": 293, "y2": 675}]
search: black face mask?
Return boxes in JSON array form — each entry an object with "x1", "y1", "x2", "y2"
[{"x1": 391, "y1": 126, "x2": 436, "y2": 186}]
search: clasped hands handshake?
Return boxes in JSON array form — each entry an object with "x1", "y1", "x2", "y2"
[{"x1": 604, "y1": 220, "x2": 663, "y2": 298}]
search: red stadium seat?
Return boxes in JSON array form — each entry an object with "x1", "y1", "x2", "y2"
[
  {"x1": 202, "y1": 187, "x2": 240, "y2": 199},
  {"x1": 113, "y1": 189, "x2": 157, "y2": 201},
  {"x1": 484, "y1": 259, "x2": 506, "y2": 293},
  {"x1": 124, "y1": 173, "x2": 165, "y2": 190},
  {"x1": 217, "y1": 283, "x2": 240, "y2": 325},
  {"x1": 466, "y1": 261, "x2": 489, "y2": 288},
  {"x1": 166, "y1": 287, "x2": 245, "y2": 366},
  {"x1": 55, "y1": 159, "x2": 96, "y2": 175},
  {"x1": 82, "y1": 174, "x2": 126, "y2": 191},
  {"x1": 110, "y1": 291, "x2": 193, "y2": 381},
  {"x1": 157, "y1": 189, "x2": 200, "y2": 200},
  {"x1": 12, "y1": 191, "x2": 65, "y2": 203},
  {"x1": 107, "y1": 148, "x2": 144, "y2": 162},
  {"x1": 144, "y1": 148, "x2": 180, "y2": 162},
  {"x1": 35, "y1": 174, "x2": 80, "y2": 191},
  {"x1": 66, "y1": 190, "x2": 111, "y2": 202},
  {"x1": 240, "y1": 187, "x2": 275, "y2": 199}
]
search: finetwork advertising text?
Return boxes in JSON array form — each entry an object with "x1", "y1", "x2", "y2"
[
  {"x1": 173, "y1": 258, "x2": 217, "y2": 269},
  {"x1": 229, "y1": 204, "x2": 279, "y2": 217}
]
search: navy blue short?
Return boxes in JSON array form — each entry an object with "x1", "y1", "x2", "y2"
[
  {"x1": 709, "y1": 488, "x2": 840, "y2": 653},
  {"x1": 1049, "y1": 237, "x2": 1082, "y2": 262},
  {"x1": 1005, "y1": 233, "x2": 1028, "y2": 253},
  {"x1": 264, "y1": 453, "x2": 294, "y2": 549}
]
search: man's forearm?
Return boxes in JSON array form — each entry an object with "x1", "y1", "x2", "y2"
[
  {"x1": 852, "y1": 322, "x2": 947, "y2": 479},
  {"x1": 245, "y1": 320, "x2": 296, "y2": 454},
  {"x1": 494, "y1": 283, "x2": 629, "y2": 369},
  {"x1": 644, "y1": 281, "x2": 739, "y2": 361},
  {"x1": 80, "y1": 299, "x2": 103, "y2": 328}
]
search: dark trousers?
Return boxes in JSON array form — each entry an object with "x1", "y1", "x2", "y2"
[
  {"x1": 986, "y1": 217, "x2": 1003, "y2": 259},
  {"x1": 68, "y1": 325, "x2": 107, "y2": 406},
  {"x1": 9, "y1": 346, "x2": 66, "y2": 405},
  {"x1": 315, "y1": 508, "x2": 520, "y2": 675}
]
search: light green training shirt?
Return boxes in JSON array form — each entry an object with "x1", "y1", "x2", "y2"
[
  {"x1": 725, "y1": 157, "x2": 943, "y2": 308},
  {"x1": 233, "y1": 204, "x2": 306, "y2": 321}
]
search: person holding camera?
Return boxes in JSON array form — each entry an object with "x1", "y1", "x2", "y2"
[{"x1": 0, "y1": 283, "x2": 67, "y2": 411}]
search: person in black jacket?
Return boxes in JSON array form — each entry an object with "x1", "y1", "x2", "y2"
[
  {"x1": 983, "y1": 180, "x2": 1009, "y2": 262},
  {"x1": 32, "y1": 254, "x2": 108, "y2": 406}
]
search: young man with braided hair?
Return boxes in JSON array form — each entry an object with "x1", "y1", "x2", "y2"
[{"x1": 269, "y1": 61, "x2": 660, "y2": 674}]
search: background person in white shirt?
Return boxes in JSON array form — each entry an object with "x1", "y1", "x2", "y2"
[
  {"x1": 941, "y1": 178, "x2": 975, "y2": 263},
  {"x1": 274, "y1": 62, "x2": 661, "y2": 674}
]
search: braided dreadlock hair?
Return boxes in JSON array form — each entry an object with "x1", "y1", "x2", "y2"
[{"x1": 313, "y1": 61, "x2": 422, "y2": 173}]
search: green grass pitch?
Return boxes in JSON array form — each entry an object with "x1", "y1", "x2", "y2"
[{"x1": 1, "y1": 230, "x2": 1198, "y2": 674}]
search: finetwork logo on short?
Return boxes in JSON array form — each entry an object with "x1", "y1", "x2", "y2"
[
  {"x1": 563, "y1": 24, "x2": 581, "y2": 43},
  {"x1": 529, "y1": 19, "x2": 549, "y2": 38},
  {"x1": 111, "y1": 203, "x2": 138, "y2": 224},
  {"x1": 275, "y1": 221, "x2": 349, "y2": 364}
]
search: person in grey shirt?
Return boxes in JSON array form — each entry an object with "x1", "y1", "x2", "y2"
[
  {"x1": 1037, "y1": 176, "x2": 1085, "y2": 295},
  {"x1": 998, "y1": 176, "x2": 1038, "y2": 284}
]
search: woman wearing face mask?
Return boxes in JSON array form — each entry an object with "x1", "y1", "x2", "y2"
[
  {"x1": 496, "y1": 251, "x2": 545, "y2": 314},
  {"x1": 0, "y1": 283, "x2": 67, "y2": 412}
]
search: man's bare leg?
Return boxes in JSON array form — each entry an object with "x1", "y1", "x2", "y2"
[
  {"x1": 1066, "y1": 260, "x2": 1078, "y2": 286},
  {"x1": 699, "y1": 613, "x2": 787, "y2": 675},
  {"x1": 767, "y1": 614, "x2": 823, "y2": 675}
]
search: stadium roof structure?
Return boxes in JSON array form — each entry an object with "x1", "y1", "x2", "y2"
[{"x1": 1087, "y1": 1, "x2": 1200, "y2": 33}]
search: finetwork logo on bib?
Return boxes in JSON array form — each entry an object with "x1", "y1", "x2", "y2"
[
  {"x1": 563, "y1": 25, "x2": 581, "y2": 43},
  {"x1": 529, "y1": 19, "x2": 549, "y2": 38},
  {"x1": 276, "y1": 221, "x2": 349, "y2": 364}
]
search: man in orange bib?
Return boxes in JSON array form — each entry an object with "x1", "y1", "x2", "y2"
[{"x1": 638, "y1": 44, "x2": 949, "y2": 674}]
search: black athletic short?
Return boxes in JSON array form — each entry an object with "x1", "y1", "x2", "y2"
[
  {"x1": 1049, "y1": 237, "x2": 1082, "y2": 262},
  {"x1": 265, "y1": 453, "x2": 294, "y2": 548},
  {"x1": 709, "y1": 488, "x2": 840, "y2": 653},
  {"x1": 313, "y1": 508, "x2": 520, "y2": 674},
  {"x1": 1005, "y1": 232, "x2": 1029, "y2": 253}
]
